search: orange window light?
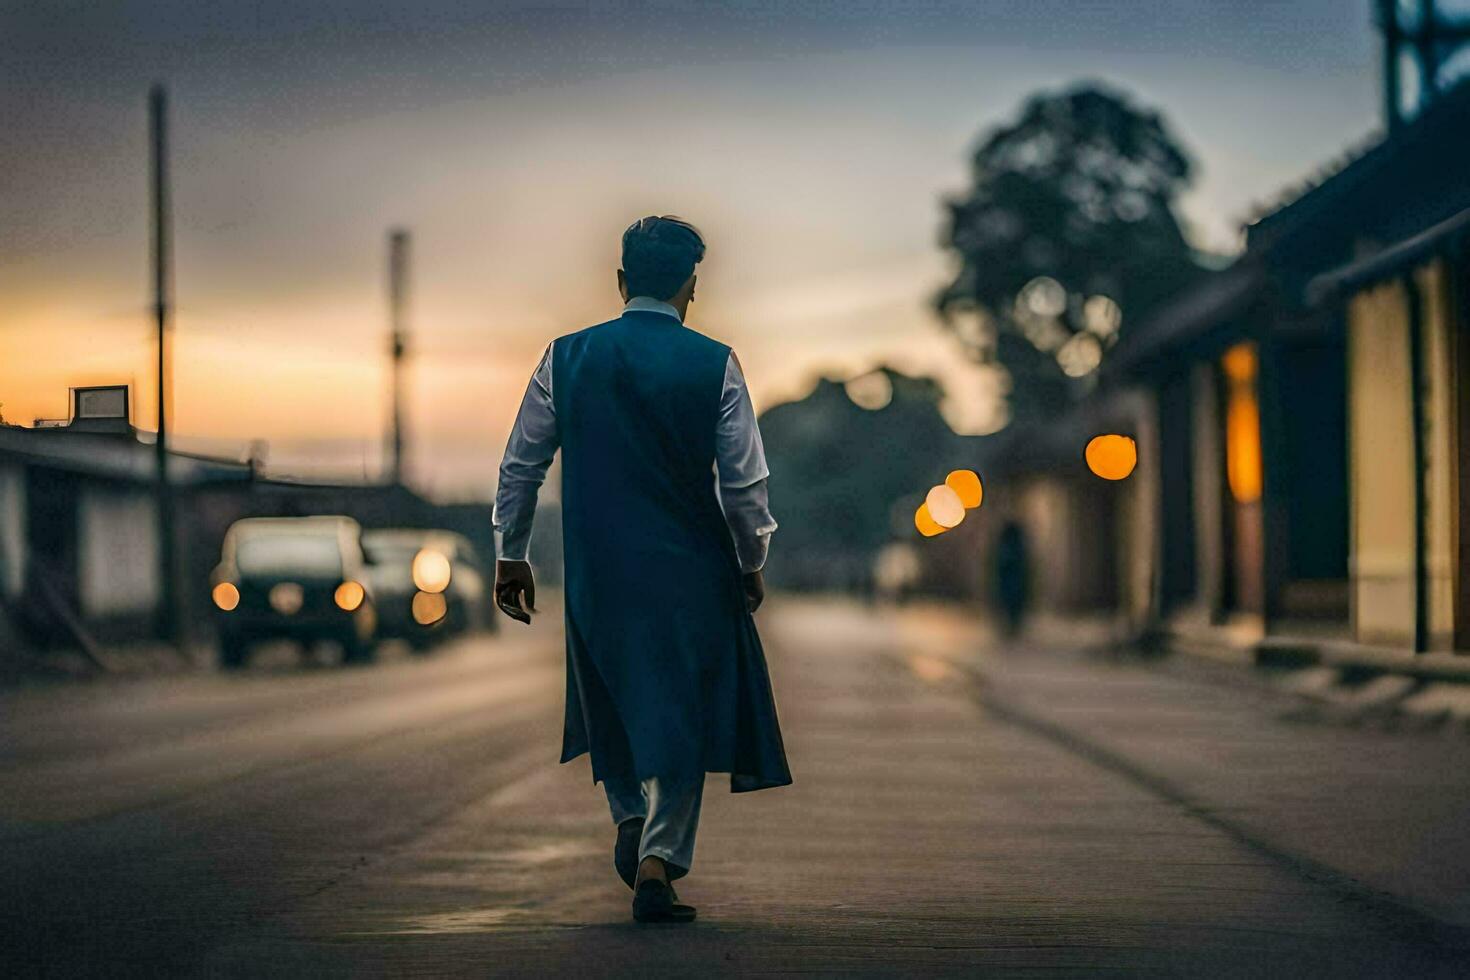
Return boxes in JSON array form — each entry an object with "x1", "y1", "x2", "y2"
[{"x1": 1222, "y1": 342, "x2": 1263, "y2": 504}]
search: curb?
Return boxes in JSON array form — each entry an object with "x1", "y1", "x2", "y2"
[{"x1": 1166, "y1": 631, "x2": 1470, "y2": 732}]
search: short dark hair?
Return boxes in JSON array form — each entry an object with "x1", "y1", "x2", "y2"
[{"x1": 621, "y1": 215, "x2": 706, "y2": 301}]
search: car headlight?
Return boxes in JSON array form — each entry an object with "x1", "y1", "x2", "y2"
[
  {"x1": 411, "y1": 549, "x2": 452, "y2": 594},
  {"x1": 334, "y1": 580, "x2": 365, "y2": 612},
  {"x1": 212, "y1": 582, "x2": 240, "y2": 612},
  {"x1": 412, "y1": 591, "x2": 447, "y2": 625}
]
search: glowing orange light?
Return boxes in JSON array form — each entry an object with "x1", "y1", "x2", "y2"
[
  {"x1": 925, "y1": 485, "x2": 966, "y2": 528},
  {"x1": 212, "y1": 582, "x2": 240, "y2": 612},
  {"x1": 1085, "y1": 434, "x2": 1138, "y2": 481},
  {"x1": 1222, "y1": 343, "x2": 1263, "y2": 504},
  {"x1": 334, "y1": 580, "x2": 365, "y2": 612},
  {"x1": 914, "y1": 504, "x2": 947, "y2": 537},
  {"x1": 945, "y1": 469, "x2": 984, "y2": 509},
  {"x1": 1221, "y1": 343, "x2": 1256, "y2": 383},
  {"x1": 412, "y1": 591, "x2": 448, "y2": 625}
]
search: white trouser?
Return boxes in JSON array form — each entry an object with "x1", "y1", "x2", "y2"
[{"x1": 603, "y1": 773, "x2": 705, "y2": 878}]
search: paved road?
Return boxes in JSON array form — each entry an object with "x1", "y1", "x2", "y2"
[{"x1": 2, "y1": 598, "x2": 1468, "y2": 977}]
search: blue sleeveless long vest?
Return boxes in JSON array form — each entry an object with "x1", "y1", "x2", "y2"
[{"x1": 552, "y1": 310, "x2": 791, "y2": 793}]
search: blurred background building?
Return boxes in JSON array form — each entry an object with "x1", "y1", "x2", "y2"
[
  {"x1": 946, "y1": 0, "x2": 1470, "y2": 659},
  {"x1": 0, "y1": 392, "x2": 491, "y2": 668}
]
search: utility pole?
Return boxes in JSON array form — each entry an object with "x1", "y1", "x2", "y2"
[
  {"x1": 387, "y1": 229, "x2": 410, "y2": 485},
  {"x1": 150, "y1": 84, "x2": 180, "y2": 648},
  {"x1": 1377, "y1": 0, "x2": 1403, "y2": 132}
]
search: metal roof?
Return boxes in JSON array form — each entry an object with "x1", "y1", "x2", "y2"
[
  {"x1": 1099, "y1": 260, "x2": 1266, "y2": 382},
  {"x1": 0, "y1": 426, "x2": 253, "y2": 486},
  {"x1": 1305, "y1": 205, "x2": 1470, "y2": 303}
]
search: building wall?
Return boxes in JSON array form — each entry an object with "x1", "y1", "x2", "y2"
[
  {"x1": 1016, "y1": 476, "x2": 1065, "y2": 610},
  {"x1": 1006, "y1": 473, "x2": 1120, "y2": 616},
  {"x1": 1417, "y1": 260, "x2": 1459, "y2": 649},
  {"x1": 1190, "y1": 363, "x2": 1225, "y2": 621},
  {"x1": 1348, "y1": 279, "x2": 1417, "y2": 645},
  {"x1": 0, "y1": 464, "x2": 23, "y2": 601},
  {"x1": 77, "y1": 486, "x2": 159, "y2": 619},
  {"x1": 1124, "y1": 389, "x2": 1159, "y2": 631},
  {"x1": 1345, "y1": 263, "x2": 1459, "y2": 649}
]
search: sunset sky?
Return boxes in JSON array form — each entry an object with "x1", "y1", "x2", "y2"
[{"x1": 2, "y1": 1, "x2": 1382, "y2": 497}]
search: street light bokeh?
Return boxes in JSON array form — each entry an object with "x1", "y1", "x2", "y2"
[
  {"x1": 914, "y1": 504, "x2": 946, "y2": 537},
  {"x1": 925, "y1": 484, "x2": 966, "y2": 528},
  {"x1": 1084, "y1": 434, "x2": 1138, "y2": 481},
  {"x1": 945, "y1": 469, "x2": 984, "y2": 509}
]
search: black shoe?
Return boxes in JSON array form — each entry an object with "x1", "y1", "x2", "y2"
[
  {"x1": 615, "y1": 817, "x2": 644, "y2": 890},
  {"x1": 632, "y1": 879, "x2": 697, "y2": 924}
]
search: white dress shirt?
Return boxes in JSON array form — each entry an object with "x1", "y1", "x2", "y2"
[{"x1": 493, "y1": 297, "x2": 777, "y2": 572}]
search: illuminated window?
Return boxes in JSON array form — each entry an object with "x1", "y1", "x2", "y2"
[{"x1": 1222, "y1": 342, "x2": 1263, "y2": 504}]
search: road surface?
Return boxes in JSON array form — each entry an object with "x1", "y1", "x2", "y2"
[{"x1": 2, "y1": 598, "x2": 1468, "y2": 977}]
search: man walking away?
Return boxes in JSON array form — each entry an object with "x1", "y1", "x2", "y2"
[{"x1": 492, "y1": 215, "x2": 792, "y2": 924}]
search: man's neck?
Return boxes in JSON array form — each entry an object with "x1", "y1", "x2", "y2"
[{"x1": 623, "y1": 296, "x2": 684, "y2": 323}]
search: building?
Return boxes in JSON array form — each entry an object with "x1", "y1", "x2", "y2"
[
  {"x1": 991, "y1": 1, "x2": 1470, "y2": 659},
  {"x1": 0, "y1": 387, "x2": 495, "y2": 667},
  {"x1": 0, "y1": 418, "x2": 253, "y2": 656},
  {"x1": 1070, "y1": 77, "x2": 1470, "y2": 659}
]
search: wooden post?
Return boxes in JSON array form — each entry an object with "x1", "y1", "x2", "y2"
[
  {"x1": 1378, "y1": 0, "x2": 1403, "y2": 132},
  {"x1": 1453, "y1": 243, "x2": 1470, "y2": 652},
  {"x1": 1405, "y1": 272, "x2": 1429, "y2": 652}
]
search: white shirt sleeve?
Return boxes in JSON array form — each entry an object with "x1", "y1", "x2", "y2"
[
  {"x1": 716, "y1": 352, "x2": 777, "y2": 573},
  {"x1": 492, "y1": 345, "x2": 557, "y2": 562}
]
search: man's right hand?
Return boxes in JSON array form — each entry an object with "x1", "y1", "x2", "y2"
[
  {"x1": 495, "y1": 559, "x2": 537, "y2": 625},
  {"x1": 742, "y1": 570, "x2": 765, "y2": 614}
]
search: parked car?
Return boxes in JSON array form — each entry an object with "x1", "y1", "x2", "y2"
[
  {"x1": 361, "y1": 529, "x2": 490, "y2": 649},
  {"x1": 210, "y1": 516, "x2": 378, "y2": 669}
]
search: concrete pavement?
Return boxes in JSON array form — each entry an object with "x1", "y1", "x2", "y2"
[
  {"x1": 961, "y1": 630, "x2": 1470, "y2": 935},
  {"x1": 2, "y1": 597, "x2": 1468, "y2": 976}
]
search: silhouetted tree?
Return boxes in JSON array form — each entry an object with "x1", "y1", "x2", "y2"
[
  {"x1": 759, "y1": 368, "x2": 981, "y2": 592},
  {"x1": 936, "y1": 83, "x2": 1204, "y2": 422}
]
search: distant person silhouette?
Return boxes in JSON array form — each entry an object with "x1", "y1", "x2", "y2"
[
  {"x1": 995, "y1": 519, "x2": 1031, "y2": 638},
  {"x1": 492, "y1": 216, "x2": 791, "y2": 924}
]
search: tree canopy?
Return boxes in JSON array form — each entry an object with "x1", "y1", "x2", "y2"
[
  {"x1": 936, "y1": 83, "x2": 1204, "y2": 423},
  {"x1": 758, "y1": 368, "x2": 982, "y2": 592}
]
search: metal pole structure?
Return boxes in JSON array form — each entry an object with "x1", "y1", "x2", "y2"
[
  {"x1": 1378, "y1": 0, "x2": 1403, "y2": 132},
  {"x1": 388, "y1": 229, "x2": 410, "y2": 485},
  {"x1": 1417, "y1": 0, "x2": 1440, "y2": 110},
  {"x1": 149, "y1": 84, "x2": 180, "y2": 648}
]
